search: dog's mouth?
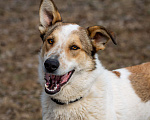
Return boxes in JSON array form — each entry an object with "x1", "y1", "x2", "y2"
[{"x1": 44, "y1": 70, "x2": 75, "y2": 95}]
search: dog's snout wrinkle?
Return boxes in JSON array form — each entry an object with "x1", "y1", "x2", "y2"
[{"x1": 44, "y1": 58, "x2": 60, "y2": 73}]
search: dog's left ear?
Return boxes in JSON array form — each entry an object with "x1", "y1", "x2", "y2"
[
  {"x1": 87, "y1": 26, "x2": 116, "y2": 52},
  {"x1": 39, "y1": 0, "x2": 62, "y2": 35}
]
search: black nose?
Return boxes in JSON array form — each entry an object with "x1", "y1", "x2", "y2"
[{"x1": 44, "y1": 58, "x2": 59, "y2": 72}]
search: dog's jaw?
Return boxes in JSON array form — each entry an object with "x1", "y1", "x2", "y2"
[{"x1": 44, "y1": 70, "x2": 75, "y2": 95}]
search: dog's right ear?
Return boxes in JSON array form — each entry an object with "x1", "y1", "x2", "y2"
[{"x1": 39, "y1": 0, "x2": 62, "y2": 35}]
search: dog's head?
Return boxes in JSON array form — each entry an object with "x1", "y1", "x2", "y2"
[{"x1": 39, "y1": 0, "x2": 116, "y2": 101}]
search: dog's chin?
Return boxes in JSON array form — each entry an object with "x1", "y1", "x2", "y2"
[{"x1": 44, "y1": 70, "x2": 75, "y2": 95}]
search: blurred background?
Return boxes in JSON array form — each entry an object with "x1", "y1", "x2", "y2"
[{"x1": 0, "y1": 0, "x2": 149, "y2": 119}]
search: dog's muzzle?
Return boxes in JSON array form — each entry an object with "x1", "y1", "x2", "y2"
[
  {"x1": 44, "y1": 57, "x2": 75, "y2": 95},
  {"x1": 44, "y1": 58, "x2": 59, "y2": 73}
]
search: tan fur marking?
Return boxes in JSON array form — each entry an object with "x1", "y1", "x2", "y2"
[
  {"x1": 66, "y1": 35, "x2": 82, "y2": 59},
  {"x1": 42, "y1": 42, "x2": 47, "y2": 57},
  {"x1": 112, "y1": 71, "x2": 121, "y2": 77},
  {"x1": 78, "y1": 27, "x2": 93, "y2": 56},
  {"x1": 126, "y1": 62, "x2": 150, "y2": 102}
]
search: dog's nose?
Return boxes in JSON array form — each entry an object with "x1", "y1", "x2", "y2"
[{"x1": 44, "y1": 58, "x2": 59, "y2": 72}]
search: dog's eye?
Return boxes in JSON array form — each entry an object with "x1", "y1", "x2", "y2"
[
  {"x1": 70, "y1": 45, "x2": 80, "y2": 50},
  {"x1": 47, "y1": 39, "x2": 54, "y2": 44}
]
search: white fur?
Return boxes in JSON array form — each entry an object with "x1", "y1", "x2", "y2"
[
  {"x1": 59, "y1": 24, "x2": 79, "y2": 39},
  {"x1": 39, "y1": 53, "x2": 150, "y2": 120}
]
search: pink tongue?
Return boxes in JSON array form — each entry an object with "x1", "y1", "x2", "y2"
[{"x1": 61, "y1": 72, "x2": 71, "y2": 84}]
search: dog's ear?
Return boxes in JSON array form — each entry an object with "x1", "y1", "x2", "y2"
[
  {"x1": 87, "y1": 26, "x2": 116, "y2": 52},
  {"x1": 39, "y1": 0, "x2": 62, "y2": 34}
]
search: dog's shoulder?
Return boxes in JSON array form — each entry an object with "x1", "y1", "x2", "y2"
[
  {"x1": 126, "y1": 62, "x2": 150, "y2": 75},
  {"x1": 126, "y1": 62, "x2": 150, "y2": 102}
]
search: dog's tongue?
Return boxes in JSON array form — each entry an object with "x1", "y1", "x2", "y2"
[{"x1": 60, "y1": 73, "x2": 71, "y2": 85}]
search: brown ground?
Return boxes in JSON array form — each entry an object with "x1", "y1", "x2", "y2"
[{"x1": 0, "y1": 0, "x2": 149, "y2": 119}]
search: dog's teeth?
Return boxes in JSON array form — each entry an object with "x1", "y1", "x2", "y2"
[
  {"x1": 54, "y1": 85, "x2": 57, "y2": 90},
  {"x1": 46, "y1": 87, "x2": 52, "y2": 91},
  {"x1": 45, "y1": 84, "x2": 57, "y2": 92},
  {"x1": 45, "y1": 84, "x2": 48, "y2": 88},
  {"x1": 49, "y1": 89, "x2": 54, "y2": 92}
]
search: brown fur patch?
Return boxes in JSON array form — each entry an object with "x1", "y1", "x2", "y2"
[
  {"x1": 43, "y1": 22, "x2": 62, "y2": 41},
  {"x1": 66, "y1": 34, "x2": 82, "y2": 59},
  {"x1": 126, "y1": 62, "x2": 150, "y2": 102},
  {"x1": 79, "y1": 28, "x2": 93, "y2": 56},
  {"x1": 112, "y1": 71, "x2": 121, "y2": 77},
  {"x1": 70, "y1": 28, "x2": 96, "y2": 71}
]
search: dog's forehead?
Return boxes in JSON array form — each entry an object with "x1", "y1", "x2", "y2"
[
  {"x1": 45, "y1": 23, "x2": 93, "y2": 56},
  {"x1": 53, "y1": 24, "x2": 81, "y2": 43},
  {"x1": 59, "y1": 24, "x2": 80, "y2": 36},
  {"x1": 51, "y1": 23, "x2": 93, "y2": 56}
]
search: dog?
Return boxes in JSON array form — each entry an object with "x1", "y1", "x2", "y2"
[{"x1": 38, "y1": 0, "x2": 150, "y2": 119}]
